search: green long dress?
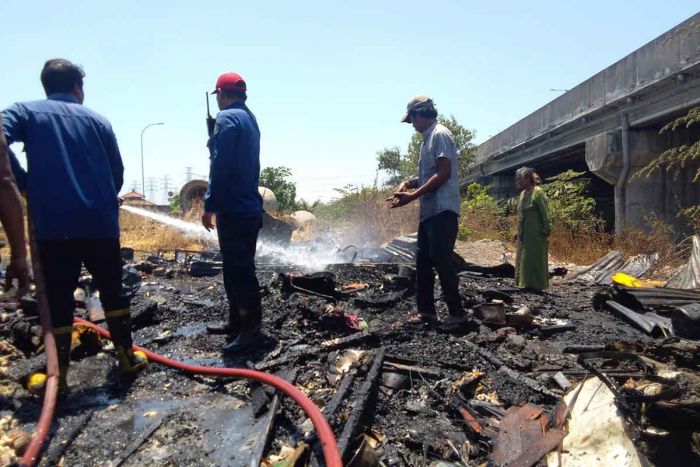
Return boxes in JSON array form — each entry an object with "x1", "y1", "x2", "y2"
[{"x1": 515, "y1": 186, "x2": 552, "y2": 290}]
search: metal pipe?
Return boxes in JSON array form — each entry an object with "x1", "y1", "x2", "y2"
[
  {"x1": 605, "y1": 300, "x2": 659, "y2": 336},
  {"x1": 614, "y1": 113, "x2": 631, "y2": 234}
]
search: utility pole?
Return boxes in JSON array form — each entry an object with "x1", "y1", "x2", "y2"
[{"x1": 129, "y1": 180, "x2": 140, "y2": 192}]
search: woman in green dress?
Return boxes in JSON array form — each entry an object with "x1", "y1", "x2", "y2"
[{"x1": 515, "y1": 167, "x2": 552, "y2": 290}]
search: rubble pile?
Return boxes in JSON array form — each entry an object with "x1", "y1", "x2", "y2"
[{"x1": 1, "y1": 244, "x2": 700, "y2": 466}]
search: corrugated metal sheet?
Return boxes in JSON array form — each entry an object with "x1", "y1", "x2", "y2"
[
  {"x1": 615, "y1": 286, "x2": 700, "y2": 309},
  {"x1": 569, "y1": 251, "x2": 657, "y2": 285},
  {"x1": 666, "y1": 235, "x2": 700, "y2": 290}
]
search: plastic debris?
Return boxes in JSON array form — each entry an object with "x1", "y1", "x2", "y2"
[{"x1": 547, "y1": 377, "x2": 643, "y2": 467}]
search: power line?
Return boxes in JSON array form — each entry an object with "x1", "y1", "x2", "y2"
[
  {"x1": 160, "y1": 175, "x2": 173, "y2": 204},
  {"x1": 291, "y1": 173, "x2": 377, "y2": 180},
  {"x1": 146, "y1": 177, "x2": 157, "y2": 202},
  {"x1": 184, "y1": 167, "x2": 195, "y2": 183}
]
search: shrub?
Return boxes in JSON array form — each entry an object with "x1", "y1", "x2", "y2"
[
  {"x1": 680, "y1": 206, "x2": 700, "y2": 233},
  {"x1": 463, "y1": 183, "x2": 499, "y2": 212},
  {"x1": 457, "y1": 225, "x2": 472, "y2": 241},
  {"x1": 540, "y1": 170, "x2": 601, "y2": 231},
  {"x1": 459, "y1": 183, "x2": 513, "y2": 242},
  {"x1": 314, "y1": 186, "x2": 418, "y2": 245}
]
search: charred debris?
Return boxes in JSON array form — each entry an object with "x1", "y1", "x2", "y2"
[{"x1": 1, "y1": 235, "x2": 700, "y2": 466}]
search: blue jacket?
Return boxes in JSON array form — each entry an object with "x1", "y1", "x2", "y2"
[
  {"x1": 204, "y1": 101, "x2": 263, "y2": 215},
  {"x1": 2, "y1": 93, "x2": 123, "y2": 240}
]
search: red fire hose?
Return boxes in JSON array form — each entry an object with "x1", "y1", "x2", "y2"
[
  {"x1": 20, "y1": 216, "x2": 340, "y2": 466},
  {"x1": 80, "y1": 317, "x2": 342, "y2": 466},
  {"x1": 21, "y1": 216, "x2": 60, "y2": 467},
  {"x1": 21, "y1": 322, "x2": 342, "y2": 467}
]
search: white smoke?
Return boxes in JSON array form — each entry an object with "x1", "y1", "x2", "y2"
[
  {"x1": 256, "y1": 238, "x2": 355, "y2": 270},
  {"x1": 120, "y1": 205, "x2": 353, "y2": 270}
]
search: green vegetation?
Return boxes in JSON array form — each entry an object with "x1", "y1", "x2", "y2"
[
  {"x1": 540, "y1": 170, "x2": 601, "y2": 231},
  {"x1": 458, "y1": 183, "x2": 512, "y2": 243},
  {"x1": 169, "y1": 193, "x2": 181, "y2": 212},
  {"x1": 376, "y1": 115, "x2": 476, "y2": 186},
  {"x1": 314, "y1": 185, "x2": 378, "y2": 224},
  {"x1": 294, "y1": 198, "x2": 320, "y2": 212},
  {"x1": 311, "y1": 184, "x2": 418, "y2": 245},
  {"x1": 634, "y1": 106, "x2": 700, "y2": 232},
  {"x1": 635, "y1": 107, "x2": 700, "y2": 182},
  {"x1": 462, "y1": 182, "x2": 499, "y2": 212},
  {"x1": 259, "y1": 166, "x2": 298, "y2": 212}
]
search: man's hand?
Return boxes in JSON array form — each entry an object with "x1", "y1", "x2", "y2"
[
  {"x1": 118, "y1": 197, "x2": 124, "y2": 207},
  {"x1": 5, "y1": 256, "x2": 30, "y2": 297},
  {"x1": 201, "y1": 212, "x2": 215, "y2": 231},
  {"x1": 389, "y1": 191, "x2": 416, "y2": 209}
]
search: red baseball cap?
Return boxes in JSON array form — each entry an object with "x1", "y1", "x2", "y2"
[{"x1": 211, "y1": 72, "x2": 247, "y2": 94}]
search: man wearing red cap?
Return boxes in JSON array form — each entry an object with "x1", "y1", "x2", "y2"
[{"x1": 202, "y1": 72, "x2": 264, "y2": 352}]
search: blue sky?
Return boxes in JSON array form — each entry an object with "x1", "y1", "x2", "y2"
[{"x1": 1, "y1": 1, "x2": 698, "y2": 202}]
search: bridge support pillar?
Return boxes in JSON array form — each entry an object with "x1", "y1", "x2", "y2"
[
  {"x1": 489, "y1": 173, "x2": 518, "y2": 200},
  {"x1": 587, "y1": 126, "x2": 700, "y2": 234}
]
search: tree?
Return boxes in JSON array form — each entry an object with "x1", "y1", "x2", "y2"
[
  {"x1": 376, "y1": 115, "x2": 477, "y2": 186},
  {"x1": 376, "y1": 146, "x2": 408, "y2": 186},
  {"x1": 633, "y1": 107, "x2": 700, "y2": 231},
  {"x1": 635, "y1": 107, "x2": 700, "y2": 182},
  {"x1": 259, "y1": 166, "x2": 297, "y2": 212},
  {"x1": 169, "y1": 193, "x2": 181, "y2": 213},
  {"x1": 295, "y1": 198, "x2": 320, "y2": 212},
  {"x1": 541, "y1": 170, "x2": 600, "y2": 231}
]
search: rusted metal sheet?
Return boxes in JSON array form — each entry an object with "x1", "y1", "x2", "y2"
[{"x1": 491, "y1": 404, "x2": 566, "y2": 467}]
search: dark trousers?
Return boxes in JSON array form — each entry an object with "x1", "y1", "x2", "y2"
[
  {"x1": 216, "y1": 213, "x2": 262, "y2": 333},
  {"x1": 416, "y1": 211, "x2": 463, "y2": 317},
  {"x1": 38, "y1": 238, "x2": 133, "y2": 366}
]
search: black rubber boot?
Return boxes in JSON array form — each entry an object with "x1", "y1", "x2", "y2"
[
  {"x1": 206, "y1": 320, "x2": 240, "y2": 335},
  {"x1": 207, "y1": 305, "x2": 240, "y2": 335},
  {"x1": 222, "y1": 329, "x2": 263, "y2": 353}
]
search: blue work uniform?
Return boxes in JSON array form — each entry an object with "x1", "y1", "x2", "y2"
[
  {"x1": 2, "y1": 92, "x2": 136, "y2": 362},
  {"x1": 2, "y1": 93, "x2": 123, "y2": 241},
  {"x1": 205, "y1": 100, "x2": 263, "y2": 335},
  {"x1": 204, "y1": 101, "x2": 263, "y2": 215}
]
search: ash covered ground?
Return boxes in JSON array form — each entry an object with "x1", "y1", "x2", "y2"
[{"x1": 1, "y1": 252, "x2": 699, "y2": 466}]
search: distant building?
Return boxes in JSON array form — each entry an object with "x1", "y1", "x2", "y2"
[{"x1": 121, "y1": 190, "x2": 156, "y2": 207}]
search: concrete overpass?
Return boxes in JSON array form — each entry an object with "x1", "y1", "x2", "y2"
[{"x1": 464, "y1": 12, "x2": 700, "y2": 232}]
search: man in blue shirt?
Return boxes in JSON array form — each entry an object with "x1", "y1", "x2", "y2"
[
  {"x1": 2, "y1": 59, "x2": 147, "y2": 392},
  {"x1": 202, "y1": 72, "x2": 264, "y2": 352}
]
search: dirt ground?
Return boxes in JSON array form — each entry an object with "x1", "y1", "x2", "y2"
[
  {"x1": 454, "y1": 238, "x2": 588, "y2": 276},
  {"x1": 1, "y1": 240, "x2": 699, "y2": 466}
]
